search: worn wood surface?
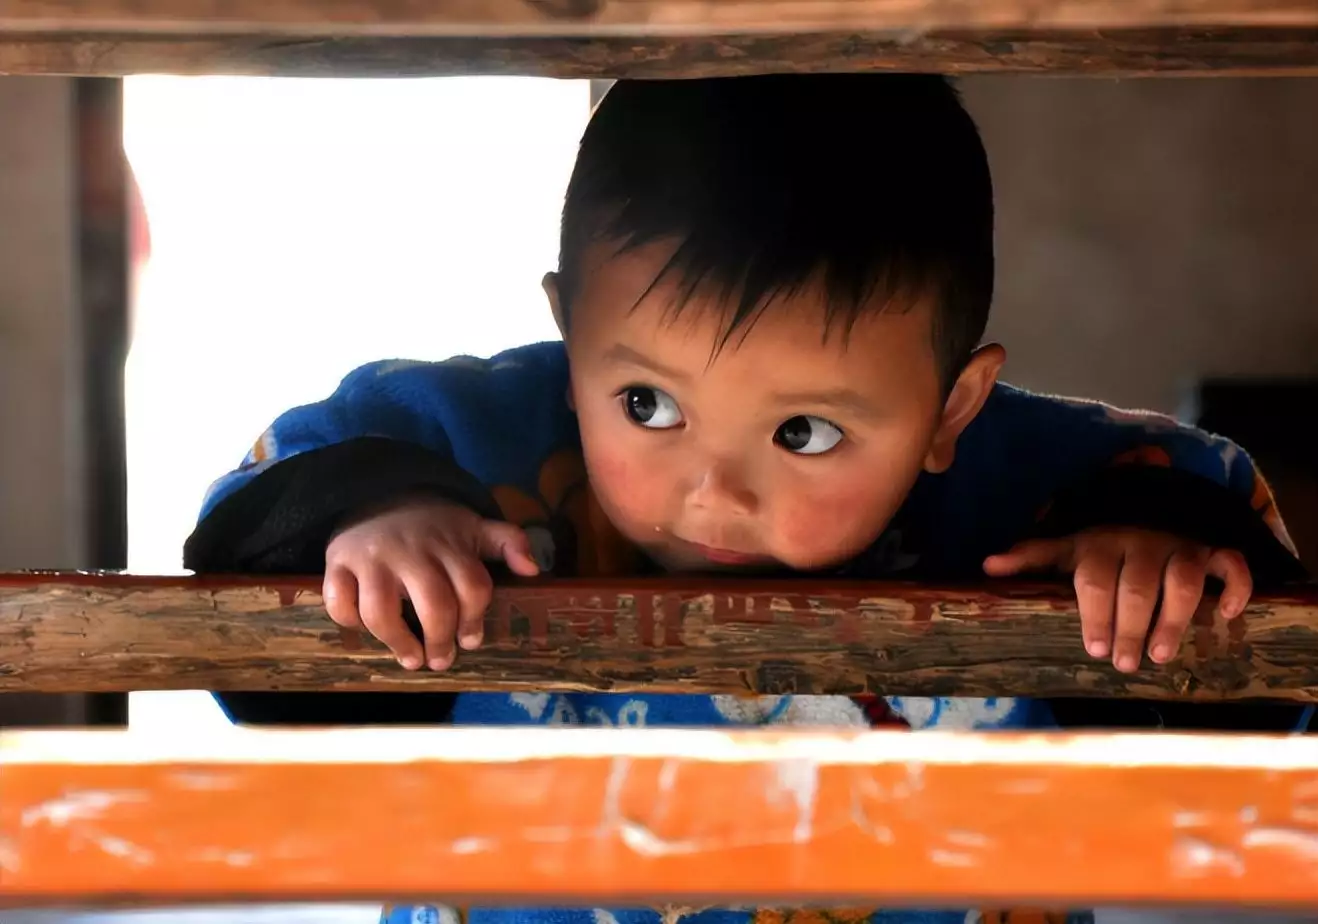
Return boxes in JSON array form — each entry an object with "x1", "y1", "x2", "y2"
[
  {"x1": 3, "y1": 572, "x2": 1318, "y2": 700},
  {"x1": 9, "y1": 0, "x2": 1318, "y2": 37},
  {"x1": 4, "y1": 725, "x2": 1318, "y2": 908},
  {"x1": 3, "y1": 29, "x2": 1318, "y2": 77}
]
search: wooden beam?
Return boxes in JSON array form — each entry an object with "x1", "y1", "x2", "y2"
[
  {"x1": 3, "y1": 571, "x2": 1318, "y2": 700},
  {"x1": 7, "y1": 0, "x2": 1318, "y2": 38},
  {"x1": 4, "y1": 726, "x2": 1318, "y2": 909},
  {"x1": 2, "y1": 29, "x2": 1317, "y2": 78}
]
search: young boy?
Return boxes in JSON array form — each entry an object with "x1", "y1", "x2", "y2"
[{"x1": 184, "y1": 75, "x2": 1305, "y2": 923}]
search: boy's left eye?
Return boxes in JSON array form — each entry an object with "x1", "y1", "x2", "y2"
[{"x1": 774, "y1": 415, "x2": 844, "y2": 455}]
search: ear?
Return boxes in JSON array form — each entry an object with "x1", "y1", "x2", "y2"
[
  {"x1": 543, "y1": 271, "x2": 567, "y2": 338},
  {"x1": 924, "y1": 343, "x2": 1006, "y2": 474}
]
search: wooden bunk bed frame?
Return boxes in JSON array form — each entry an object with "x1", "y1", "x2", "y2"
[{"x1": 1, "y1": 1, "x2": 1317, "y2": 913}]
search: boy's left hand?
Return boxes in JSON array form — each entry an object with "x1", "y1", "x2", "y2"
[{"x1": 983, "y1": 528, "x2": 1252, "y2": 674}]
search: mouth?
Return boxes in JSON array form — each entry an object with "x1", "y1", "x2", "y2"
[{"x1": 684, "y1": 541, "x2": 772, "y2": 567}]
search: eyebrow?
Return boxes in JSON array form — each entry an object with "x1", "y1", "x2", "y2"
[
  {"x1": 771, "y1": 388, "x2": 882, "y2": 421},
  {"x1": 602, "y1": 343, "x2": 691, "y2": 382}
]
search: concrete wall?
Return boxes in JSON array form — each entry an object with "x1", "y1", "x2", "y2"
[
  {"x1": 0, "y1": 76, "x2": 89, "y2": 725},
  {"x1": 966, "y1": 76, "x2": 1318, "y2": 415}
]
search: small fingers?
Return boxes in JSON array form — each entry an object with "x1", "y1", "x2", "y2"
[
  {"x1": 396, "y1": 560, "x2": 459, "y2": 671},
  {"x1": 982, "y1": 538, "x2": 1073, "y2": 577},
  {"x1": 1207, "y1": 548, "x2": 1253, "y2": 620},
  {"x1": 357, "y1": 561, "x2": 425, "y2": 670},
  {"x1": 1073, "y1": 547, "x2": 1120, "y2": 661},
  {"x1": 439, "y1": 551, "x2": 494, "y2": 652},
  {"x1": 1147, "y1": 546, "x2": 1209, "y2": 664},
  {"x1": 1112, "y1": 546, "x2": 1169, "y2": 673},
  {"x1": 323, "y1": 565, "x2": 364, "y2": 631}
]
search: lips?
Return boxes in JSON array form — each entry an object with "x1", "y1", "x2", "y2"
[{"x1": 686, "y1": 541, "x2": 767, "y2": 566}]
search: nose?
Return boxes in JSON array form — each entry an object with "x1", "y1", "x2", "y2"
[{"x1": 683, "y1": 455, "x2": 758, "y2": 517}]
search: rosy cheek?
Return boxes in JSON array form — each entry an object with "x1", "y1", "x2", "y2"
[
  {"x1": 583, "y1": 442, "x2": 668, "y2": 534},
  {"x1": 774, "y1": 479, "x2": 901, "y2": 567}
]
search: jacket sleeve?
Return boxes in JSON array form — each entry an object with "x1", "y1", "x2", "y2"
[
  {"x1": 184, "y1": 348, "x2": 573, "y2": 574},
  {"x1": 1029, "y1": 428, "x2": 1306, "y2": 587},
  {"x1": 181, "y1": 347, "x2": 575, "y2": 727}
]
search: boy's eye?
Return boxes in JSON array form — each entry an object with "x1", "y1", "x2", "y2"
[
  {"x1": 622, "y1": 386, "x2": 683, "y2": 429},
  {"x1": 774, "y1": 415, "x2": 844, "y2": 455}
]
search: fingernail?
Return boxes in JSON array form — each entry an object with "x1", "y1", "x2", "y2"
[
  {"x1": 1150, "y1": 643, "x2": 1171, "y2": 663},
  {"x1": 1116, "y1": 654, "x2": 1138, "y2": 672},
  {"x1": 429, "y1": 655, "x2": 453, "y2": 671},
  {"x1": 1086, "y1": 640, "x2": 1110, "y2": 658},
  {"x1": 400, "y1": 656, "x2": 422, "y2": 671},
  {"x1": 459, "y1": 632, "x2": 483, "y2": 651}
]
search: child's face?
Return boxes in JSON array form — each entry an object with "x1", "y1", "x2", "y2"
[{"x1": 550, "y1": 242, "x2": 1002, "y2": 573}]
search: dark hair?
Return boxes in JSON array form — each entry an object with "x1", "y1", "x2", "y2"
[{"x1": 558, "y1": 73, "x2": 994, "y2": 389}]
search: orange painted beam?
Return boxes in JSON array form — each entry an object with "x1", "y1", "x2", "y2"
[
  {"x1": 3, "y1": 726, "x2": 1318, "y2": 909},
  {"x1": 4, "y1": 571, "x2": 1318, "y2": 700}
]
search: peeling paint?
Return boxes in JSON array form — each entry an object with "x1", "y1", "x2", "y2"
[
  {"x1": 770, "y1": 758, "x2": 818, "y2": 843},
  {"x1": 95, "y1": 834, "x2": 154, "y2": 865},
  {"x1": 1242, "y1": 826, "x2": 1318, "y2": 859},
  {"x1": 451, "y1": 837, "x2": 495, "y2": 855},
  {"x1": 1171, "y1": 836, "x2": 1246, "y2": 877},
  {"x1": 19, "y1": 788, "x2": 146, "y2": 828}
]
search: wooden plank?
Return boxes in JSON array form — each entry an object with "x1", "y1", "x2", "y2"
[
  {"x1": 6, "y1": 0, "x2": 1318, "y2": 38},
  {"x1": 3, "y1": 726, "x2": 1318, "y2": 908},
  {"x1": 3, "y1": 571, "x2": 1318, "y2": 700},
  {"x1": 3, "y1": 29, "x2": 1318, "y2": 78}
]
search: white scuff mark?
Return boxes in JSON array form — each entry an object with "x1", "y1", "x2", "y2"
[
  {"x1": 1171, "y1": 836, "x2": 1246, "y2": 877},
  {"x1": 1243, "y1": 826, "x2": 1318, "y2": 859},
  {"x1": 1173, "y1": 811, "x2": 1208, "y2": 828},
  {"x1": 0, "y1": 836, "x2": 19, "y2": 873},
  {"x1": 598, "y1": 756, "x2": 630, "y2": 837},
  {"x1": 945, "y1": 830, "x2": 991, "y2": 848},
  {"x1": 619, "y1": 818, "x2": 701, "y2": 857},
  {"x1": 1239, "y1": 805, "x2": 1259, "y2": 825},
  {"x1": 451, "y1": 836, "x2": 495, "y2": 855},
  {"x1": 848, "y1": 776, "x2": 895, "y2": 845},
  {"x1": 905, "y1": 760, "x2": 925, "y2": 791},
  {"x1": 593, "y1": 909, "x2": 622, "y2": 924},
  {"x1": 96, "y1": 835, "x2": 154, "y2": 865},
  {"x1": 194, "y1": 848, "x2": 255, "y2": 867},
  {"x1": 929, "y1": 849, "x2": 976, "y2": 868},
  {"x1": 20, "y1": 789, "x2": 146, "y2": 828},
  {"x1": 658, "y1": 757, "x2": 679, "y2": 794},
  {"x1": 770, "y1": 758, "x2": 819, "y2": 843}
]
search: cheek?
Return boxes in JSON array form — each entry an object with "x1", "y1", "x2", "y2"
[
  {"x1": 578, "y1": 416, "x2": 673, "y2": 537},
  {"x1": 770, "y1": 463, "x2": 915, "y2": 568}
]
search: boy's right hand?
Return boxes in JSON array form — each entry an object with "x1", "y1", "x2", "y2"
[{"x1": 323, "y1": 499, "x2": 541, "y2": 671}]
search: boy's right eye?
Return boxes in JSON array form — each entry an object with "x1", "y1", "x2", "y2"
[{"x1": 621, "y1": 386, "x2": 684, "y2": 430}]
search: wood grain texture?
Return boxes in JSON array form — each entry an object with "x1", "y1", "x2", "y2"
[
  {"x1": 2, "y1": 29, "x2": 1317, "y2": 77},
  {"x1": 8, "y1": 0, "x2": 1318, "y2": 37},
  {"x1": 3, "y1": 571, "x2": 1318, "y2": 700},
  {"x1": 4, "y1": 725, "x2": 1318, "y2": 908}
]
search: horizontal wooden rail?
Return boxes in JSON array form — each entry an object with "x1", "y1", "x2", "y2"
[
  {"x1": 3, "y1": 726, "x2": 1318, "y2": 908},
  {"x1": 3, "y1": 571, "x2": 1318, "y2": 700},
  {"x1": 8, "y1": 0, "x2": 1318, "y2": 38},
  {"x1": 4, "y1": 30, "x2": 1318, "y2": 78},
  {"x1": 3, "y1": 1, "x2": 1318, "y2": 77}
]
